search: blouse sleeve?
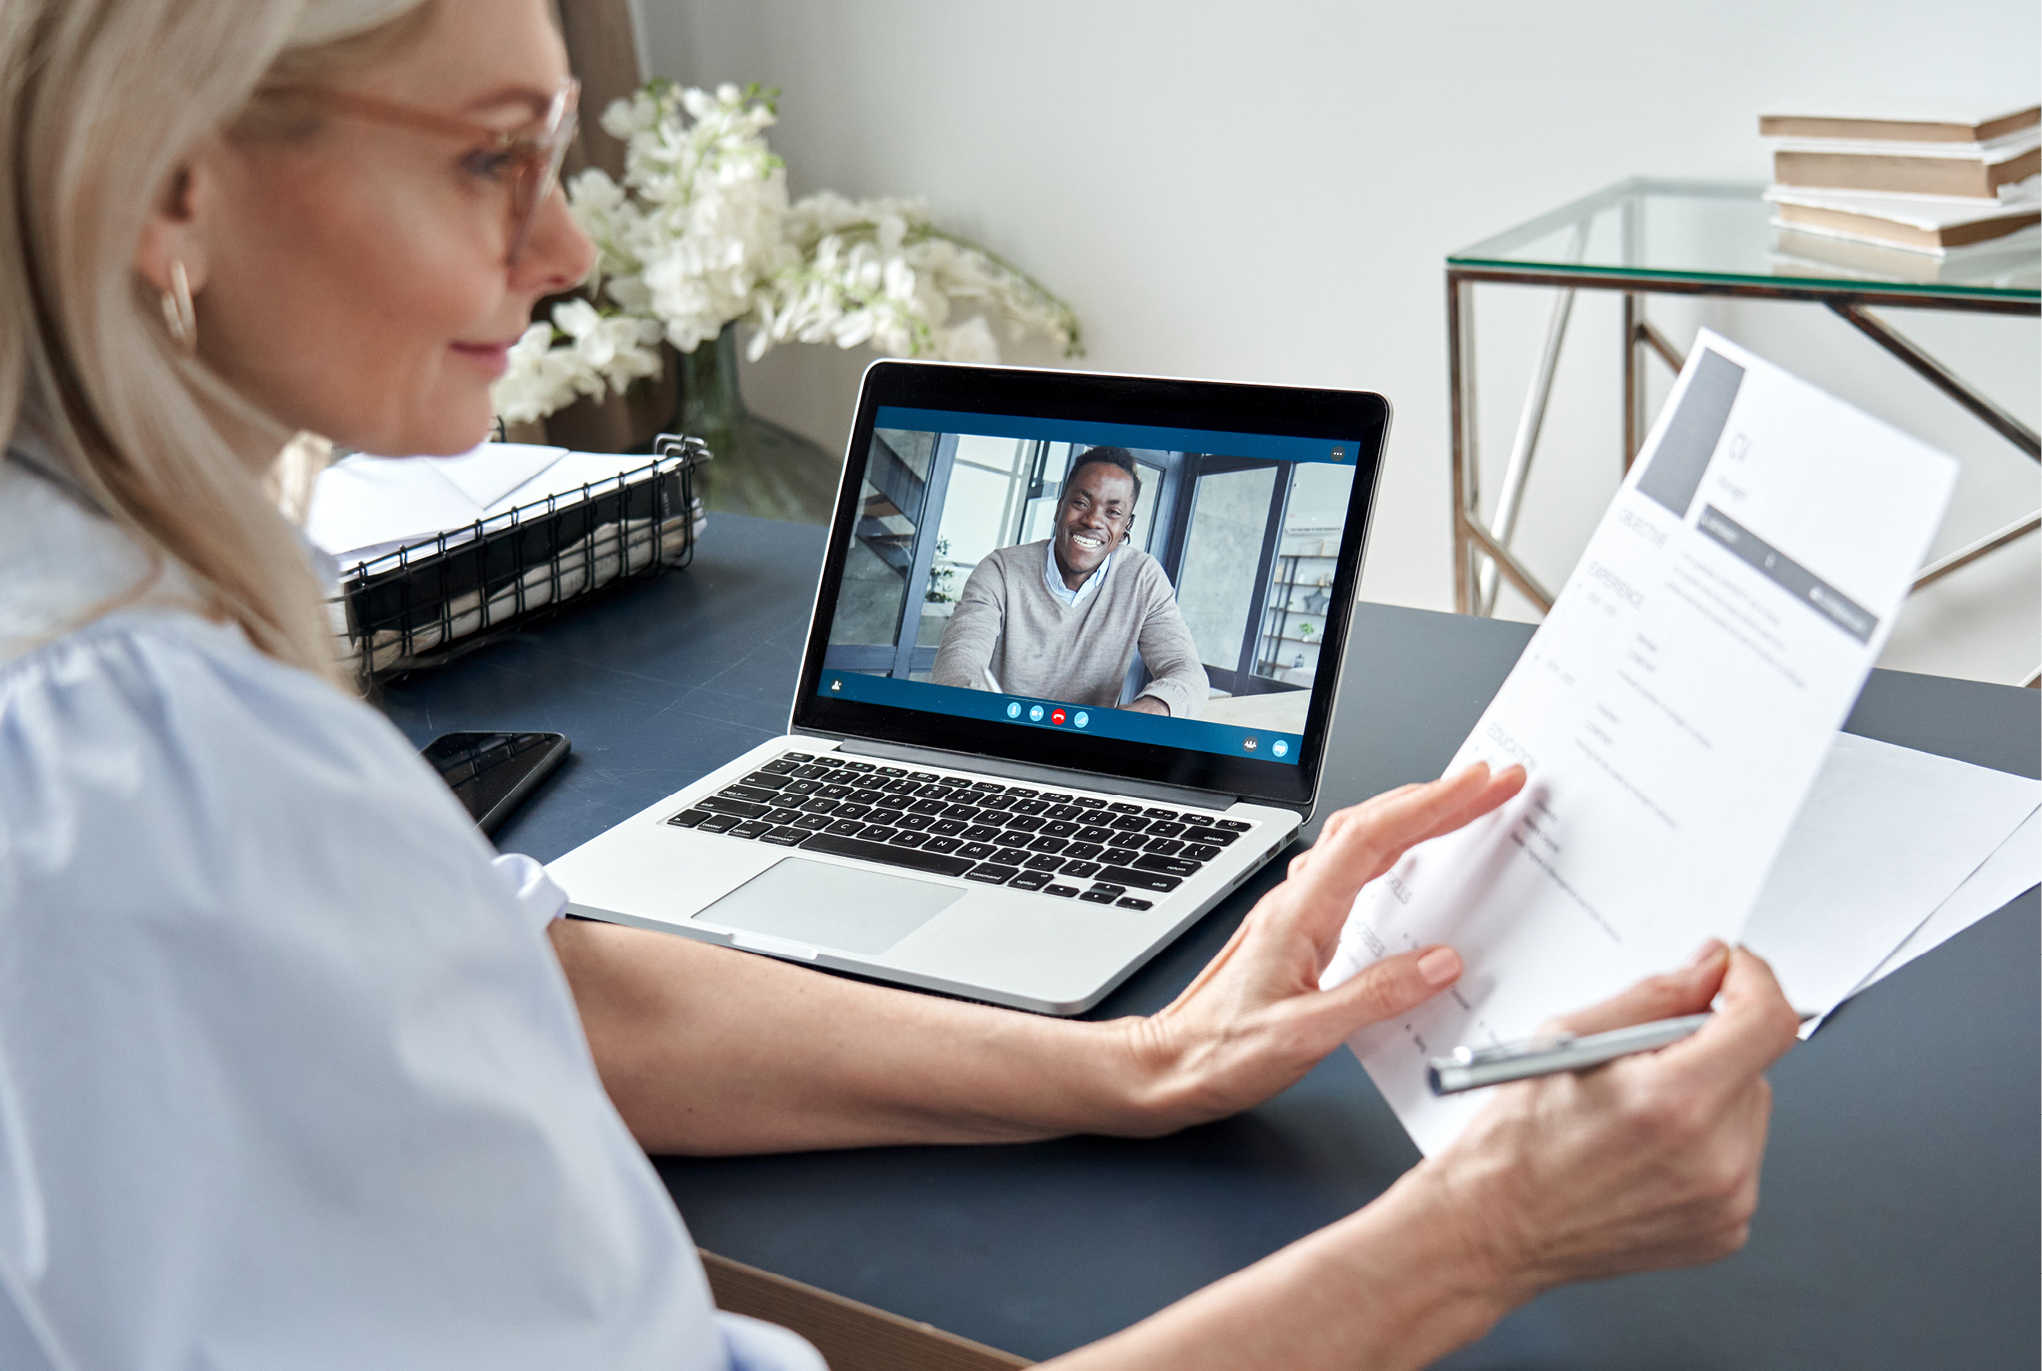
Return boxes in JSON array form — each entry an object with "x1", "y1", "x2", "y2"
[{"x1": 0, "y1": 612, "x2": 798, "y2": 1369}]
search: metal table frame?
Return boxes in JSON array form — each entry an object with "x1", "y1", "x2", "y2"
[{"x1": 1447, "y1": 178, "x2": 2041, "y2": 686}]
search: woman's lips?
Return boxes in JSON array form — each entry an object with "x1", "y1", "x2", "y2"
[{"x1": 449, "y1": 339, "x2": 516, "y2": 378}]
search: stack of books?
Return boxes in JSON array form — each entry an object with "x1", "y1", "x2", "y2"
[{"x1": 1759, "y1": 105, "x2": 2039, "y2": 255}]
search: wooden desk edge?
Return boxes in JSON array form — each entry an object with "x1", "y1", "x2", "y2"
[{"x1": 701, "y1": 1248, "x2": 1033, "y2": 1370}]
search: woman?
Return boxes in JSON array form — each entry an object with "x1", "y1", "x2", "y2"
[{"x1": 0, "y1": 1, "x2": 1800, "y2": 1367}]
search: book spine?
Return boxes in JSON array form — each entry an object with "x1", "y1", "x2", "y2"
[{"x1": 1773, "y1": 147, "x2": 2040, "y2": 198}]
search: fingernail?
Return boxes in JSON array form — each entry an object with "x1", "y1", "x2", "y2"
[
  {"x1": 1417, "y1": 947, "x2": 1462, "y2": 986},
  {"x1": 1684, "y1": 938, "x2": 1728, "y2": 971}
]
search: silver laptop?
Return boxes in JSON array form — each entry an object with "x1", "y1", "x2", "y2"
[{"x1": 547, "y1": 361, "x2": 1390, "y2": 1014}]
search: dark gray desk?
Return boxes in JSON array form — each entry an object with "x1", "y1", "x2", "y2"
[{"x1": 383, "y1": 513, "x2": 2041, "y2": 1370}]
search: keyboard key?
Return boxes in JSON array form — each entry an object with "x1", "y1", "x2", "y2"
[
  {"x1": 761, "y1": 759, "x2": 801, "y2": 775},
  {"x1": 1040, "y1": 793, "x2": 1075, "y2": 803},
  {"x1": 961, "y1": 824, "x2": 1003, "y2": 843},
  {"x1": 863, "y1": 826, "x2": 901, "y2": 844},
  {"x1": 784, "y1": 752, "x2": 815, "y2": 762},
  {"x1": 838, "y1": 760, "x2": 875, "y2": 772},
  {"x1": 848, "y1": 788, "x2": 885, "y2": 805},
  {"x1": 894, "y1": 813, "x2": 935, "y2": 831},
  {"x1": 1008, "y1": 799, "x2": 1049, "y2": 816},
  {"x1": 976, "y1": 793, "x2": 1019, "y2": 811},
  {"x1": 835, "y1": 804, "x2": 873, "y2": 822},
  {"x1": 922, "y1": 836, "x2": 963, "y2": 854},
  {"x1": 1094, "y1": 865, "x2": 1183, "y2": 893},
  {"x1": 909, "y1": 799, "x2": 949, "y2": 815},
  {"x1": 966, "y1": 863, "x2": 1018, "y2": 884},
  {"x1": 667, "y1": 809, "x2": 710, "y2": 827},
  {"x1": 1079, "y1": 888, "x2": 1117, "y2": 904},
  {"x1": 1060, "y1": 859, "x2": 1102, "y2": 879},
  {"x1": 1215, "y1": 818, "x2": 1253, "y2": 832},
  {"x1": 698, "y1": 813, "x2": 739, "y2": 834},
  {"x1": 1116, "y1": 897, "x2": 1154, "y2": 911},
  {"x1": 993, "y1": 846, "x2": 1032, "y2": 866},
  {"x1": 1006, "y1": 787, "x2": 1038, "y2": 798},
  {"x1": 922, "y1": 785, "x2": 962, "y2": 802},
  {"x1": 792, "y1": 812, "x2": 833, "y2": 830},
  {"x1": 822, "y1": 769, "x2": 863, "y2": 786},
  {"x1": 1181, "y1": 827, "x2": 1238, "y2": 846},
  {"x1": 825, "y1": 820, "x2": 868, "y2": 837},
  {"x1": 1146, "y1": 820, "x2": 1187, "y2": 838},
  {"x1": 942, "y1": 804, "x2": 983, "y2": 821},
  {"x1": 1100, "y1": 846, "x2": 1142, "y2": 866},
  {"x1": 1073, "y1": 825, "x2": 1114, "y2": 844},
  {"x1": 731, "y1": 820, "x2": 773, "y2": 839},
  {"x1": 1003, "y1": 815, "x2": 1046, "y2": 833},
  {"x1": 782, "y1": 779, "x2": 823, "y2": 796},
  {"x1": 761, "y1": 826, "x2": 808, "y2": 846},
  {"x1": 1143, "y1": 837, "x2": 1185, "y2": 856},
  {"x1": 888, "y1": 831, "x2": 929, "y2": 849},
  {"x1": 1046, "y1": 804, "x2": 1085, "y2": 821},
  {"x1": 722, "y1": 785, "x2": 782, "y2": 806},
  {"x1": 1045, "y1": 884, "x2": 1079, "y2": 898},
  {"x1": 800, "y1": 797, "x2": 841, "y2": 815},
  {"x1": 1183, "y1": 843, "x2": 1222, "y2": 862},
  {"x1": 1042, "y1": 821, "x2": 1080, "y2": 839},
  {"x1": 1009, "y1": 869, "x2": 1053, "y2": 890},
  {"x1": 742, "y1": 771, "x2": 793, "y2": 790},
  {"x1": 791, "y1": 764, "x2": 832, "y2": 779},
  {"x1": 1076, "y1": 808, "x2": 1113, "y2": 826},
  {"x1": 1028, "y1": 834, "x2": 1069, "y2": 854},
  {"x1": 817, "y1": 785, "x2": 853, "y2": 799},
  {"x1": 929, "y1": 819, "x2": 968, "y2": 837},
  {"x1": 1142, "y1": 808, "x2": 1179, "y2": 820},
  {"x1": 1135, "y1": 853, "x2": 1200, "y2": 877},
  {"x1": 699, "y1": 795, "x2": 770, "y2": 818},
  {"x1": 971, "y1": 782, "x2": 1007, "y2": 794},
  {"x1": 1089, "y1": 882, "x2": 1126, "y2": 895},
  {"x1": 1024, "y1": 853, "x2": 1063, "y2": 872},
  {"x1": 1064, "y1": 843, "x2": 1104, "y2": 861},
  {"x1": 876, "y1": 767, "x2": 908, "y2": 777},
  {"x1": 1106, "y1": 802, "x2": 1143, "y2": 814},
  {"x1": 1109, "y1": 814, "x2": 1150, "y2": 832},
  {"x1": 957, "y1": 842, "x2": 999, "y2": 861},
  {"x1": 798, "y1": 830, "x2": 973, "y2": 876},
  {"x1": 763, "y1": 807, "x2": 805, "y2": 826}
]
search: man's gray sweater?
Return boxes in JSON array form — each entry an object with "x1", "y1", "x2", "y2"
[{"x1": 929, "y1": 541, "x2": 1209, "y2": 718}]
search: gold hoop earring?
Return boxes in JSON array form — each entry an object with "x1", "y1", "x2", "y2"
[{"x1": 161, "y1": 259, "x2": 196, "y2": 349}]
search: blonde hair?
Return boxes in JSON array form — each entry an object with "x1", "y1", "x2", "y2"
[{"x1": 0, "y1": 0, "x2": 438, "y2": 686}]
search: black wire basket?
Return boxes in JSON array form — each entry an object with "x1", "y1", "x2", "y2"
[{"x1": 329, "y1": 434, "x2": 709, "y2": 678}]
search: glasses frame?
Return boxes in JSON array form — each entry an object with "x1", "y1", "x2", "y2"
[{"x1": 254, "y1": 77, "x2": 581, "y2": 266}]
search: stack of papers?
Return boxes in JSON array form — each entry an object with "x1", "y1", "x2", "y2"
[
  {"x1": 306, "y1": 441, "x2": 687, "y2": 568},
  {"x1": 1320, "y1": 331, "x2": 2039, "y2": 1156}
]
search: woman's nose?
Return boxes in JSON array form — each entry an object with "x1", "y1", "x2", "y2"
[{"x1": 514, "y1": 185, "x2": 596, "y2": 294}]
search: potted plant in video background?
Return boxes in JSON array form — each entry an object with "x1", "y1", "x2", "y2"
[{"x1": 492, "y1": 82, "x2": 1083, "y2": 524}]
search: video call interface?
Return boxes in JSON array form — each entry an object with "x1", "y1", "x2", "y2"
[{"x1": 816, "y1": 406, "x2": 1363, "y2": 767}]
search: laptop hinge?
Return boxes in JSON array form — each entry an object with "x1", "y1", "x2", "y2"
[{"x1": 827, "y1": 736, "x2": 1241, "y2": 811}]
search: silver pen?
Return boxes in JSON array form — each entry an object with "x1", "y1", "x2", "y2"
[{"x1": 1428, "y1": 1014, "x2": 1713, "y2": 1096}]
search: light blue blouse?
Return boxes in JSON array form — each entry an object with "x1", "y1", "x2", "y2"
[{"x1": 0, "y1": 454, "x2": 820, "y2": 1370}]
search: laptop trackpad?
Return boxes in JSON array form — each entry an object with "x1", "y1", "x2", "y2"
[{"x1": 696, "y1": 858, "x2": 965, "y2": 955}]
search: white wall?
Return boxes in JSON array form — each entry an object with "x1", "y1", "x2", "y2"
[{"x1": 635, "y1": 0, "x2": 2041, "y2": 685}]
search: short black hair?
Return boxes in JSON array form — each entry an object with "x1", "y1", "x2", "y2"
[{"x1": 1065, "y1": 446, "x2": 1142, "y2": 504}]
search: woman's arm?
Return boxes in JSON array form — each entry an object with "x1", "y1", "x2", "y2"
[
  {"x1": 1037, "y1": 945, "x2": 1799, "y2": 1371},
  {"x1": 550, "y1": 764, "x2": 1523, "y2": 1155}
]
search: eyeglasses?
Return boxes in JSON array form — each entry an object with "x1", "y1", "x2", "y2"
[{"x1": 254, "y1": 77, "x2": 580, "y2": 267}]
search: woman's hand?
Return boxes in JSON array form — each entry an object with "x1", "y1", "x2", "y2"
[
  {"x1": 1419, "y1": 941, "x2": 1801, "y2": 1298},
  {"x1": 1117, "y1": 762, "x2": 1525, "y2": 1133}
]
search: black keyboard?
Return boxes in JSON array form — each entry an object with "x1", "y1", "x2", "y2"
[{"x1": 663, "y1": 752, "x2": 1258, "y2": 911}]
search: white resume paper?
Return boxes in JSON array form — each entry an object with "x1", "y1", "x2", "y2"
[{"x1": 1324, "y1": 331, "x2": 1957, "y2": 1156}]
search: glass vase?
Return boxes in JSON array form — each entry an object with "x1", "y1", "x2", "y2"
[{"x1": 678, "y1": 323, "x2": 841, "y2": 525}]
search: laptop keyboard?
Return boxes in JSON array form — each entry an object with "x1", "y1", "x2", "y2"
[{"x1": 664, "y1": 751, "x2": 1255, "y2": 911}]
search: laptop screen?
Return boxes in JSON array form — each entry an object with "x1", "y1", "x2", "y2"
[{"x1": 792, "y1": 363, "x2": 1389, "y2": 809}]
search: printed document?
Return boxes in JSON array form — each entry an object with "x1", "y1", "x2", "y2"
[{"x1": 1322, "y1": 331, "x2": 1958, "y2": 1156}]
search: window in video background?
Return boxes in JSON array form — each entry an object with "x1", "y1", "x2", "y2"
[{"x1": 825, "y1": 427, "x2": 1354, "y2": 735}]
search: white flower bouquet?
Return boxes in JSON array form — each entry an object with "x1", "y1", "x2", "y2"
[{"x1": 493, "y1": 83, "x2": 1082, "y2": 427}]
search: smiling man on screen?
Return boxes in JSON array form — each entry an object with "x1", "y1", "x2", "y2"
[{"x1": 930, "y1": 447, "x2": 1208, "y2": 718}]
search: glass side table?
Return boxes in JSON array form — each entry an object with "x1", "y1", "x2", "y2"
[{"x1": 1446, "y1": 177, "x2": 2040, "y2": 683}]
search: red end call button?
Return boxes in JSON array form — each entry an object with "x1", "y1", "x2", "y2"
[{"x1": 1050, "y1": 708, "x2": 1067, "y2": 725}]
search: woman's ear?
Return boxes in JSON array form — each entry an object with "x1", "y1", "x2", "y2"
[{"x1": 133, "y1": 154, "x2": 216, "y2": 299}]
